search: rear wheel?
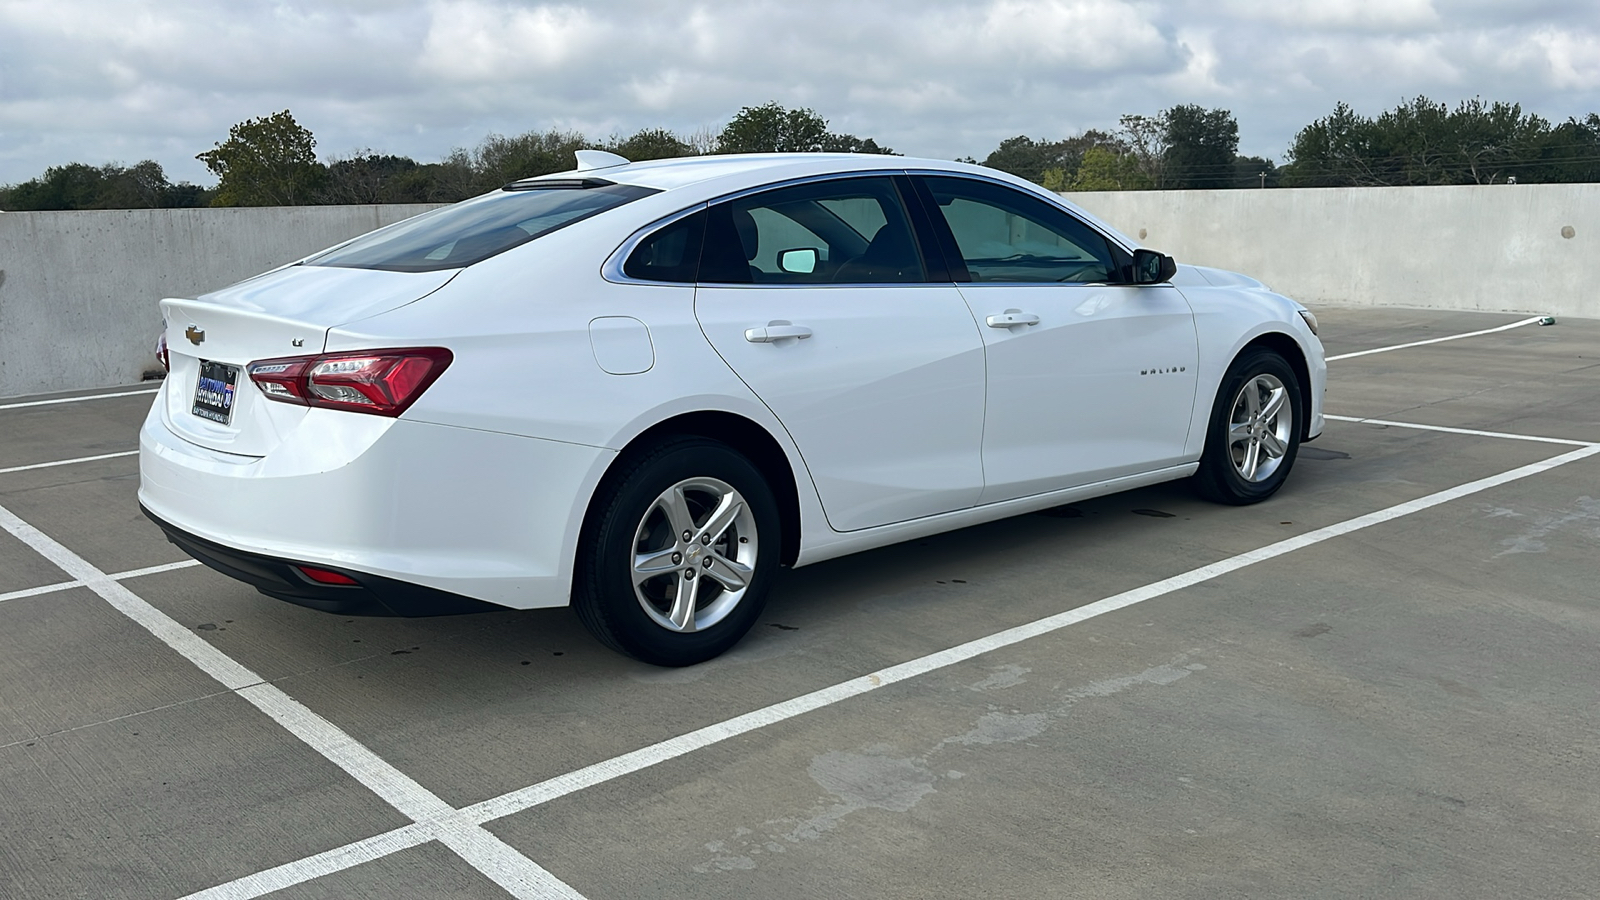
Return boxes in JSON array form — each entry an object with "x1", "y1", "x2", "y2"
[
  {"x1": 574, "y1": 437, "x2": 780, "y2": 666},
  {"x1": 1192, "y1": 348, "x2": 1302, "y2": 505}
]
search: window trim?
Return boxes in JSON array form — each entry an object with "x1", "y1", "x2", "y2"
[
  {"x1": 601, "y1": 168, "x2": 1159, "y2": 289},
  {"x1": 906, "y1": 170, "x2": 1161, "y2": 288},
  {"x1": 605, "y1": 170, "x2": 957, "y2": 289}
]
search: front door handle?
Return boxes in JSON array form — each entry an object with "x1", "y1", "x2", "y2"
[
  {"x1": 744, "y1": 321, "x2": 814, "y2": 343},
  {"x1": 986, "y1": 310, "x2": 1040, "y2": 328}
]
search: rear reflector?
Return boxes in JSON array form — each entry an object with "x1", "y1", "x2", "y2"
[
  {"x1": 297, "y1": 565, "x2": 360, "y2": 585},
  {"x1": 248, "y1": 347, "x2": 452, "y2": 417}
]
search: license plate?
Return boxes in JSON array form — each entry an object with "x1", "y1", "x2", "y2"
[{"x1": 191, "y1": 360, "x2": 240, "y2": 425}]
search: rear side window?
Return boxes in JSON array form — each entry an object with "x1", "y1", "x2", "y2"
[
  {"x1": 623, "y1": 209, "x2": 706, "y2": 283},
  {"x1": 308, "y1": 182, "x2": 657, "y2": 273}
]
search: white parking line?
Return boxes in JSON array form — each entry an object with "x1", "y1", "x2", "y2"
[
  {"x1": 0, "y1": 450, "x2": 139, "y2": 475},
  {"x1": 1325, "y1": 315, "x2": 1545, "y2": 361},
  {"x1": 179, "y1": 437, "x2": 1600, "y2": 899},
  {"x1": 0, "y1": 560, "x2": 201, "y2": 604},
  {"x1": 0, "y1": 502, "x2": 587, "y2": 900},
  {"x1": 1324, "y1": 415, "x2": 1598, "y2": 447},
  {"x1": 0, "y1": 388, "x2": 160, "y2": 411}
]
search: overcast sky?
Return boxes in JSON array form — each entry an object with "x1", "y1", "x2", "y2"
[{"x1": 2, "y1": 0, "x2": 1597, "y2": 185}]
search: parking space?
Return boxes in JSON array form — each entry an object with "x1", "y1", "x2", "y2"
[{"x1": 2, "y1": 309, "x2": 1597, "y2": 899}]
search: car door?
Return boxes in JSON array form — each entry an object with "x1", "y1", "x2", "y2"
[
  {"x1": 913, "y1": 174, "x2": 1199, "y2": 504},
  {"x1": 693, "y1": 175, "x2": 988, "y2": 532}
]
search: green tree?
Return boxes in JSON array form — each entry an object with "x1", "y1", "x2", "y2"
[
  {"x1": 1162, "y1": 105, "x2": 1239, "y2": 189},
  {"x1": 715, "y1": 103, "x2": 894, "y2": 155},
  {"x1": 1116, "y1": 114, "x2": 1168, "y2": 187},
  {"x1": 607, "y1": 127, "x2": 694, "y2": 161},
  {"x1": 0, "y1": 160, "x2": 207, "y2": 210},
  {"x1": 983, "y1": 130, "x2": 1120, "y2": 186},
  {"x1": 322, "y1": 152, "x2": 426, "y2": 204},
  {"x1": 468, "y1": 128, "x2": 588, "y2": 189},
  {"x1": 197, "y1": 110, "x2": 325, "y2": 206},
  {"x1": 1065, "y1": 147, "x2": 1153, "y2": 191},
  {"x1": 1281, "y1": 96, "x2": 1580, "y2": 186}
]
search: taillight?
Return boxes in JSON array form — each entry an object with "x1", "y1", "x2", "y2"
[
  {"x1": 296, "y1": 565, "x2": 360, "y2": 585},
  {"x1": 247, "y1": 348, "x2": 452, "y2": 417},
  {"x1": 155, "y1": 331, "x2": 170, "y2": 372}
]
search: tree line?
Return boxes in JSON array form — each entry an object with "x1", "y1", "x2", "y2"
[{"x1": 4, "y1": 96, "x2": 1598, "y2": 210}]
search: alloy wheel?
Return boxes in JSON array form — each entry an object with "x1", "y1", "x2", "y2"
[{"x1": 630, "y1": 477, "x2": 759, "y2": 633}]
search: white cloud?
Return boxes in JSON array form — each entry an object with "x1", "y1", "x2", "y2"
[
  {"x1": 969, "y1": 0, "x2": 1172, "y2": 69},
  {"x1": 419, "y1": 1, "x2": 605, "y2": 80},
  {"x1": 0, "y1": 0, "x2": 1597, "y2": 183},
  {"x1": 1223, "y1": 0, "x2": 1440, "y2": 31}
]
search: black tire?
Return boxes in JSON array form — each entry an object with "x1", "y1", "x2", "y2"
[
  {"x1": 1192, "y1": 348, "x2": 1302, "y2": 505},
  {"x1": 573, "y1": 437, "x2": 781, "y2": 666}
]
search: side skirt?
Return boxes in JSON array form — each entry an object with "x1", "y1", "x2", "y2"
[{"x1": 793, "y1": 463, "x2": 1200, "y2": 568}]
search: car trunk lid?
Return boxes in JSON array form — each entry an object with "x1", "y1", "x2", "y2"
[{"x1": 159, "y1": 264, "x2": 457, "y2": 457}]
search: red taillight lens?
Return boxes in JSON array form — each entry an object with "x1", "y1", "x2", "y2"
[
  {"x1": 155, "y1": 331, "x2": 170, "y2": 372},
  {"x1": 248, "y1": 348, "x2": 452, "y2": 417},
  {"x1": 296, "y1": 565, "x2": 360, "y2": 585}
]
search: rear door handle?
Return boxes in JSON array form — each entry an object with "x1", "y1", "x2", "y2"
[
  {"x1": 986, "y1": 311, "x2": 1040, "y2": 328},
  {"x1": 744, "y1": 322, "x2": 813, "y2": 343}
]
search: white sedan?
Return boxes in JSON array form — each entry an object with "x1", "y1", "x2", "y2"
[{"x1": 139, "y1": 151, "x2": 1325, "y2": 666}]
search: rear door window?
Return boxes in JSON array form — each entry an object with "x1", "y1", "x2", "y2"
[
  {"x1": 308, "y1": 181, "x2": 657, "y2": 273},
  {"x1": 699, "y1": 176, "x2": 927, "y2": 284}
]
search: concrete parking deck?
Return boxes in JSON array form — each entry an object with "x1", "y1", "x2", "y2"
[{"x1": 2, "y1": 308, "x2": 1598, "y2": 899}]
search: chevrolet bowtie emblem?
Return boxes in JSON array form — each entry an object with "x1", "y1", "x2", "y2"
[{"x1": 185, "y1": 325, "x2": 205, "y2": 346}]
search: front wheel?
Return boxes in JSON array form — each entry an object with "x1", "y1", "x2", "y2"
[
  {"x1": 1192, "y1": 348, "x2": 1302, "y2": 505},
  {"x1": 574, "y1": 437, "x2": 780, "y2": 666}
]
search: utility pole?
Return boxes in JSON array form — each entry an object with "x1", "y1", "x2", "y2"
[{"x1": 1258, "y1": 171, "x2": 1267, "y2": 189}]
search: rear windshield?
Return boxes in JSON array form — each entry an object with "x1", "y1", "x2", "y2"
[{"x1": 307, "y1": 182, "x2": 658, "y2": 273}]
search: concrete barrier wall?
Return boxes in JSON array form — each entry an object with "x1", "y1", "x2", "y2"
[
  {"x1": 1062, "y1": 183, "x2": 1598, "y2": 319},
  {"x1": 0, "y1": 204, "x2": 440, "y2": 398},
  {"x1": 1, "y1": 186, "x2": 1595, "y2": 398}
]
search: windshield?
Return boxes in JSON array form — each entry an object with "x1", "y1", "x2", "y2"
[{"x1": 307, "y1": 182, "x2": 658, "y2": 273}]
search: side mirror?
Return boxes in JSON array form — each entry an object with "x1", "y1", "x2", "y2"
[
  {"x1": 777, "y1": 247, "x2": 818, "y2": 275},
  {"x1": 1132, "y1": 248, "x2": 1177, "y2": 284}
]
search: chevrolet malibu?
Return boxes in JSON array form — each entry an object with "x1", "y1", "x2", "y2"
[{"x1": 140, "y1": 151, "x2": 1326, "y2": 666}]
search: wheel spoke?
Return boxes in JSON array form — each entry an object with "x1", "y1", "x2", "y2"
[
  {"x1": 1260, "y1": 431, "x2": 1288, "y2": 458},
  {"x1": 667, "y1": 572, "x2": 700, "y2": 632},
  {"x1": 1241, "y1": 439, "x2": 1261, "y2": 480},
  {"x1": 632, "y1": 546, "x2": 680, "y2": 585},
  {"x1": 1228, "y1": 421, "x2": 1253, "y2": 445},
  {"x1": 657, "y1": 486, "x2": 695, "y2": 537},
  {"x1": 698, "y1": 491, "x2": 745, "y2": 544},
  {"x1": 1243, "y1": 382, "x2": 1261, "y2": 417},
  {"x1": 703, "y1": 552, "x2": 751, "y2": 591},
  {"x1": 1259, "y1": 386, "x2": 1287, "y2": 422}
]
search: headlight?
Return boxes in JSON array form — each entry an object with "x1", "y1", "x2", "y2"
[{"x1": 1297, "y1": 309, "x2": 1319, "y2": 335}]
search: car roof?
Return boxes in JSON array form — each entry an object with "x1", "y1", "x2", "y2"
[
  {"x1": 509, "y1": 152, "x2": 1143, "y2": 253},
  {"x1": 514, "y1": 152, "x2": 972, "y2": 192}
]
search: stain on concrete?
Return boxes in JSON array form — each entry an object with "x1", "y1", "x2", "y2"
[
  {"x1": 692, "y1": 654, "x2": 1207, "y2": 875},
  {"x1": 1300, "y1": 446, "x2": 1352, "y2": 460},
  {"x1": 946, "y1": 711, "x2": 1049, "y2": 746},
  {"x1": 1133, "y1": 508, "x2": 1176, "y2": 518},
  {"x1": 968, "y1": 664, "x2": 1030, "y2": 691},
  {"x1": 1430, "y1": 676, "x2": 1482, "y2": 699},
  {"x1": 810, "y1": 750, "x2": 938, "y2": 813},
  {"x1": 1295, "y1": 622, "x2": 1333, "y2": 638},
  {"x1": 1491, "y1": 497, "x2": 1600, "y2": 557}
]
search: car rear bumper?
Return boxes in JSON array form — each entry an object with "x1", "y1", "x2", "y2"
[
  {"x1": 137, "y1": 385, "x2": 615, "y2": 611},
  {"x1": 142, "y1": 505, "x2": 501, "y2": 616}
]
